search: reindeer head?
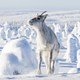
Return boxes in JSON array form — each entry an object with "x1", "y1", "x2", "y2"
[{"x1": 29, "y1": 11, "x2": 48, "y2": 28}]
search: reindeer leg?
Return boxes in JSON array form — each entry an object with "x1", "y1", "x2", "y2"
[
  {"x1": 37, "y1": 52, "x2": 42, "y2": 74},
  {"x1": 44, "y1": 51, "x2": 52, "y2": 74},
  {"x1": 51, "y1": 60, "x2": 55, "y2": 73},
  {"x1": 49, "y1": 57, "x2": 52, "y2": 74}
]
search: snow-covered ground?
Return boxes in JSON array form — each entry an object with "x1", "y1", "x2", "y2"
[{"x1": 0, "y1": 10, "x2": 80, "y2": 80}]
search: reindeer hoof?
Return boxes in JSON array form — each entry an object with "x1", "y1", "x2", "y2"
[
  {"x1": 47, "y1": 70, "x2": 54, "y2": 74},
  {"x1": 13, "y1": 70, "x2": 20, "y2": 75},
  {"x1": 51, "y1": 69, "x2": 54, "y2": 73},
  {"x1": 37, "y1": 70, "x2": 41, "y2": 74}
]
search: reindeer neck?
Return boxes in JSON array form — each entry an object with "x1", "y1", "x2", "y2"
[{"x1": 36, "y1": 22, "x2": 47, "y2": 36}]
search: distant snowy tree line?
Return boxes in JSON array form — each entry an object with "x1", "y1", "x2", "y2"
[
  {"x1": 0, "y1": 21, "x2": 37, "y2": 44},
  {"x1": 0, "y1": 21, "x2": 80, "y2": 47}
]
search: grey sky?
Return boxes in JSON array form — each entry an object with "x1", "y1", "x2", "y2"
[{"x1": 0, "y1": 0, "x2": 80, "y2": 11}]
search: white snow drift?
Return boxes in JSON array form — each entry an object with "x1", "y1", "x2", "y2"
[{"x1": 0, "y1": 37, "x2": 37, "y2": 75}]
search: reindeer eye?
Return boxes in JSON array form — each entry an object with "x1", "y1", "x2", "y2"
[{"x1": 37, "y1": 17, "x2": 40, "y2": 20}]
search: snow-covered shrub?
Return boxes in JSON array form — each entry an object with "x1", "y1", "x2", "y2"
[
  {"x1": 0, "y1": 37, "x2": 37, "y2": 75},
  {"x1": 66, "y1": 33, "x2": 79, "y2": 63},
  {"x1": 53, "y1": 23, "x2": 64, "y2": 48},
  {"x1": 77, "y1": 49, "x2": 80, "y2": 73}
]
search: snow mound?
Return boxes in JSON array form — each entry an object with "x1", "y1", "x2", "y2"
[
  {"x1": 0, "y1": 53, "x2": 22, "y2": 75},
  {"x1": 0, "y1": 37, "x2": 37, "y2": 75}
]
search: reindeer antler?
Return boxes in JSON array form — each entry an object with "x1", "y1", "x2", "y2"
[{"x1": 40, "y1": 11, "x2": 47, "y2": 16}]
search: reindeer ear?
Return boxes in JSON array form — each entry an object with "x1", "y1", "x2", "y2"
[{"x1": 43, "y1": 14, "x2": 48, "y2": 22}]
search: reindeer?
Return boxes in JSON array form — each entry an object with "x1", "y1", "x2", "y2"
[{"x1": 29, "y1": 11, "x2": 60, "y2": 74}]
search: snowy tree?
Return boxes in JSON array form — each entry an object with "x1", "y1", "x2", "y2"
[
  {"x1": 53, "y1": 23, "x2": 64, "y2": 48},
  {"x1": 66, "y1": 31, "x2": 79, "y2": 63}
]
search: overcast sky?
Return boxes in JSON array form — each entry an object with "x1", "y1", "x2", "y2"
[{"x1": 0, "y1": 0, "x2": 80, "y2": 11}]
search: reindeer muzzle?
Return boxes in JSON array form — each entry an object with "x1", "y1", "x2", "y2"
[{"x1": 29, "y1": 20, "x2": 33, "y2": 25}]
